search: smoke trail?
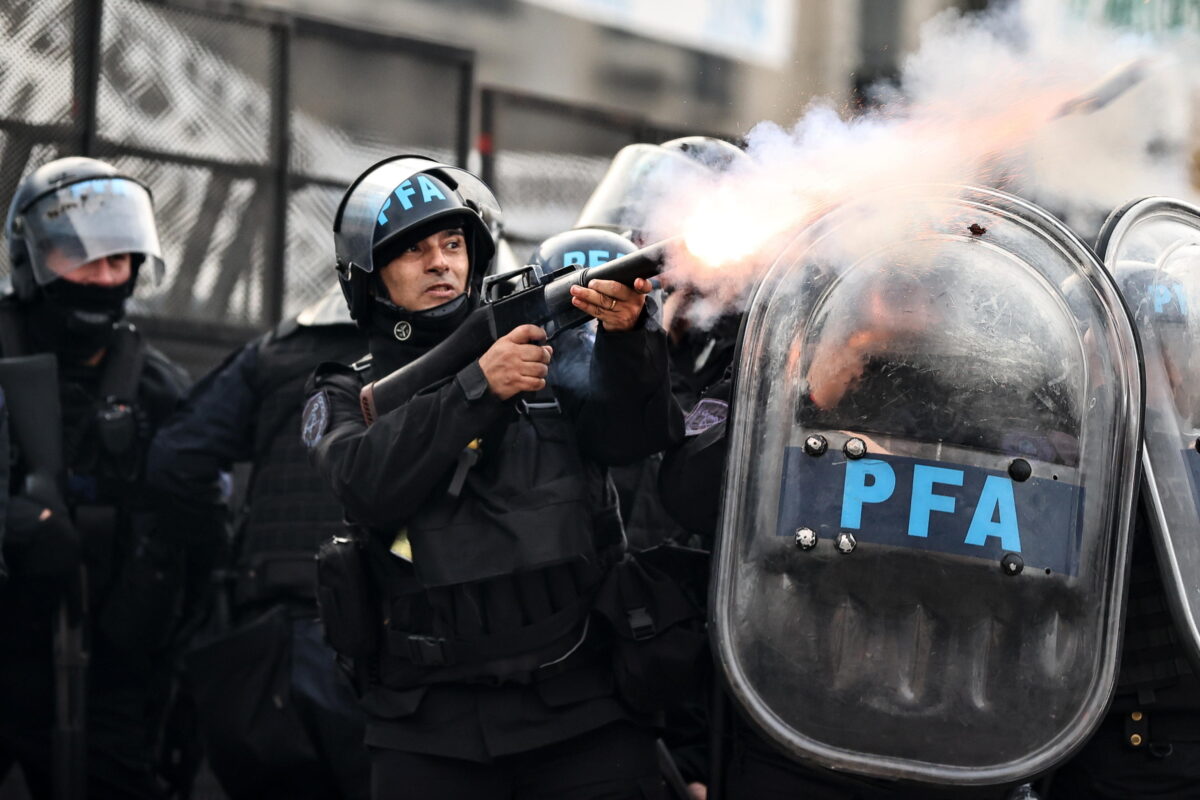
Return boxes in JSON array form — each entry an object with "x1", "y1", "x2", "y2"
[{"x1": 650, "y1": 1, "x2": 1200, "y2": 325}]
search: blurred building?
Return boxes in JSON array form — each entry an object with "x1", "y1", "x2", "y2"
[{"x1": 242, "y1": 0, "x2": 976, "y2": 140}]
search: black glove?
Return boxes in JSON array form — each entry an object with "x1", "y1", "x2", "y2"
[{"x1": 5, "y1": 495, "x2": 82, "y2": 577}]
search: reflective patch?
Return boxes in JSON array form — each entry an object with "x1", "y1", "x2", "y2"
[
  {"x1": 684, "y1": 398, "x2": 729, "y2": 436},
  {"x1": 301, "y1": 391, "x2": 330, "y2": 448}
]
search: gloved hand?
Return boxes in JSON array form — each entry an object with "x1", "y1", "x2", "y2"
[{"x1": 5, "y1": 495, "x2": 81, "y2": 577}]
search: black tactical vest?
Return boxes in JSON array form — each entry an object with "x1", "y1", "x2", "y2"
[
  {"x1": 353, "y1": 332, "x2": 624, "y2": 689},
  {"x1": 1114, "y1": 513, "x2": 1199, "y2": 709},
  {"x1": 233, "y1": 321, "x2": 364, "y2": 609}
]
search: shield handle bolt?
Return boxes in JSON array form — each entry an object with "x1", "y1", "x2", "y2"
[
  {"x1": 795, "y1": 527, "x2": 818, "y2": 550},
  {"x1": 1001, "y1": 553, "x2": 1024, "y2": 576},
  {"x1": 835, "y1": 532, "x2": 857, "y2": 554},
  {"x1": 804, "y1": 435, "x2": 828, "y2": 457},
  {"x1": 1008, "y1": 458, "x2": 1031, "y2": 482},
  {"x1": 844, "y1": 437, "x2": 867, "y2": 459}
]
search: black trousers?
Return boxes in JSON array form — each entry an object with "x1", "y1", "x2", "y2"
[
  {"x1": 186, "y1": 607, "x2": 370, "y2": 800},
  {"x1": 0, "y1": 647, "x2": 167, "y2": 800},
  {"x1": 369, "y1": 721, "x2": 664, "y2": 800}
]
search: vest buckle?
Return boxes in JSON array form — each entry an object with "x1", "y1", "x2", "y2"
[
  {"x1": 627, "y1": 607, "x2": 656, "y2": 641},
  {"x1": 405, "y1": 635, "x2": 451, "y2": 666},
  {"x1": 517, "y1": 397, "x2": 561, "y2": 417}
]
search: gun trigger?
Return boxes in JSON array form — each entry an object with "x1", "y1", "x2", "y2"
[{"x1": 447, "y1": 440, "x2": 481, "y2": 498}]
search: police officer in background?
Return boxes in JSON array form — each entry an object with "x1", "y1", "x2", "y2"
[
  {"x1": 0, "y1": 157, "x2": 193, "y2": 798},
  {"x1": 304, "y1": 155, "x2": 679, "y2": 799},
  {"x1": 1051, "y1": 197, "x2": 1200, "y2": 799},
  {"x1": 146, "y1": 282, "x2": 369, "y2": 800},
  {"x1": 662, "y1": 186, "x2": 1141, "y2": 800},
  {"x1": 576, "y1": 135, "x2": 748, "y2": 553}
]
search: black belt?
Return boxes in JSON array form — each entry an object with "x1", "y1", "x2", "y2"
[{"x1": 384, "y1": 597, "x2": 588, "y2": 667}]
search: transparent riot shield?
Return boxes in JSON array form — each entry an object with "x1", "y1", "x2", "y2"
[
  {"x1": 712, "y1": 185, "x2": 1142, "y2": 785},
  {"x1": 1098, "y1": 196, "x2": 1200, "y2": 671}
]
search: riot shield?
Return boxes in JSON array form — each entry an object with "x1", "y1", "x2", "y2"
[
  {"x1": 1097, "y1": 196, "x2": 1200, "y2": 671},
  {"x1": 711, "y1": 185, "x2": 1141, "y2": 785}
]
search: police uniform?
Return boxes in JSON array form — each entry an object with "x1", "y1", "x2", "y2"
[
  {"x1": 0, "y1": 297, "x2": 191, "y2": 799},
  {"x1": 1051, "y1": 197, "x2": 1200, "y2": 800},
  {"x1": 1051, "y1": 512, "x2": 1200, "y2": 799},
  {"x1": 302, "y1": 155, "x2": 684, "y2": 800},
  {"x1": 147, "y1": 303, "x2": 370, "y2": 800},
  {"x1": 307, "y1": 313, "x2": 676, "y2": 799}
]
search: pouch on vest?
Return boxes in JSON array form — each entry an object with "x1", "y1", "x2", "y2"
[
  {"x1": 316, "y1": 533, "x2": 378, "y2": 659},
  {"x1": 407, "y1": 409, "x2": 601, "y2": 587},
  {"x1": 593, "y1": 546, "x2": 707, "y2": 714}
]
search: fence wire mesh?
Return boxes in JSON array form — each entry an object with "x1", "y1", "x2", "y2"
[
  {"x1": 284, "y1": 25, "x2": 464, "y2": 317},
  {"x1": 0, "y1": 0, "x2": 472, "y2": 372}
]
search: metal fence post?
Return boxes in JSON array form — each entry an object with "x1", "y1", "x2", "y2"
[
  {"x1": 480, "y1": 88, "x2": 495, "y2": 189},
  {"x1": 74, "y1": 0, "x2": 104, "y2": 155},
  {"x1": 266, "y1": 20, "x2": 292, "y2": 326}
]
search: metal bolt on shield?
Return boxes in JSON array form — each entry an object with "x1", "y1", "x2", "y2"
[
  {"x1": 804, "y1": 435, "x2": 828, "y2": 457},
  {"x1": 843, "y1": 437, "x2": 867, "y2": 459},
  {"x1": 835, "y1": 532, "x2": 857, "y2": 554},
  {"x1": 795, "y1": 527, "x2": 818, "y2": 550}
]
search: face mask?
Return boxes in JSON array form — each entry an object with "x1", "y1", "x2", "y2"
[{"x1": 27, "y1": 279, "x2": 133, "y2": 362}]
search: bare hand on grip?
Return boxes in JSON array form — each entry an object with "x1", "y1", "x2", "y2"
[{"x1": 478, "y1": 324, "x2": 554, "y2": 400}]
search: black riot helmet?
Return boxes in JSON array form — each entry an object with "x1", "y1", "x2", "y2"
[
  {"x1": 333, "y1": 156, "x2": 499, "y2": 327},
  {"x1": 526, "y1": 227, "x2": 636, "y2": 274},
  {"x1": 575, "y1": 135, "x2": 748, "y2": 244},
  {"x1": 5, "y1": 156, "x2": 165, "y2": 302}
]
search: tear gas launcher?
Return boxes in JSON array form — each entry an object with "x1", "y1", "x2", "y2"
[{"x1": 359, "y1": 237, "x2": 677, "y2": 424}]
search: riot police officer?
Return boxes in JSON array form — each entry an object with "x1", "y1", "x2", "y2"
[
  {"x1": 304, "y1": 155, "x2": 680, "y2": 799},
  {"x1": 0, "y1": 157, "x2": 193, "y2": 799},
  {"x1": 146, "y1": 282, "x2": 369, "y2": 800},
  {"x1": 661, "y1": 186, "x2": 1142, "y2": 800},
  {"x1": 1051, "y1": 197, "x2": 1200, "y2": 799}
]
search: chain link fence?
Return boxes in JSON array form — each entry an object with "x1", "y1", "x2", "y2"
[
  {"x1": 480, "y1": 87, "x2": 721, "y2": 261},
  {"x1": 0, "y1": 0, "x2": 472, "y2": 376}
]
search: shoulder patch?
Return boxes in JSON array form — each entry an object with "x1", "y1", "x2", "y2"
[
  {"x1": 684, "y1": 397, "x2": 729, "y2": 437},
  {"x1": 301, "y1": 390, "x2": 331, "y2": 448}
]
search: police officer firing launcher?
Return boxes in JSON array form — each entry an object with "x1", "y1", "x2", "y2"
[{"x1": 304, "y1": 156, "x2": 681, "y2": 799}]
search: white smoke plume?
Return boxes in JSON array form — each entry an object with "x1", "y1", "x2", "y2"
[{"x1": 648, "y1": 0, "x2": 1200, "y2": 324}]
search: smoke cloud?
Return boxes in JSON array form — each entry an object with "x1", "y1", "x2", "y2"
[{"x1": 649, "y1": 0, "x2": 1200, "y2": 325}]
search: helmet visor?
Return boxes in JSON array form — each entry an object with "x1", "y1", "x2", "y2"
[
  {"x1": 21, "y1": 177, "x2": 164, "y2": 287},
  {"x1": 575, "y1": 144, "x2": 713, "y2": 239}
]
